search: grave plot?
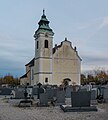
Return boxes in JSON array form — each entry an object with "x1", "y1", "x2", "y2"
[
  {"x1": 46, "y1": 89, "x2": 57, "y2": 102},
  {"x1": 90, "y1": 88, "x2": 98, "y2": 105},
  {"x1": 54, "y1": 91, "x2": 65, "y2": 106},
  {"x1": 37, "y1": 93, "x2": 49, "y2": 107},
  {"x1": 60, "y1": 91, "x2": 97, "y2": 112},
  {"x1": 0, "y1": 87, "x2": 13, "y2": 95},
  {"x1": 103, "y1": 88, "x2": 108, "y2": 102},
  {"x1": 65, "y1": 86, "x2": 73, "y2": 98},
  {"x1": 14, "y1": 88, "x2": 25, "y2": 99}
]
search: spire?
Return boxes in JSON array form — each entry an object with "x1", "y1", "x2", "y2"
[
  {"x1": 41, "y1": 9, "x2": 47, "y2": 20},
  {"x1": 34, "y1": 10, "x2": 54, "y2": 37},
  {"x1": 43, "y1": 9, "x2": 45, "y2": 15},
  {"x1": 65, "y1": 37, "x2": 67, "y2": 41}
]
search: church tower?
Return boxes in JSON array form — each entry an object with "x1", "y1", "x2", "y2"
[{"x1": 34, "y1": 10, "x2": 54, "y2": 85}]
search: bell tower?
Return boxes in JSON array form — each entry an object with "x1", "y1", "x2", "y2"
[{"x1": 34, "y1": 10, "x2": 54, "y2": 85}]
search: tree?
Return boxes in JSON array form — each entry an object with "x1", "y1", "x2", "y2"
[
  {"x1": 81, "y1": 69, "x2": 108, "y2": 85},
  {"x1": 0, "y1": 74, "x2": 20, "y2": 86},
  {"x1": 94, "y1": 70, "x2": 108, "y2": 84},
  {"x1": 81, "y1": 74, "x2": 86, "y2": 85},
  {"x1": 87, "y1": 74, "x2": 94, "y2": 83}
]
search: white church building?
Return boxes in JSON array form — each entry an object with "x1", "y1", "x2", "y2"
[{"x1": 20, "y1": 10, "x2": 81, "y2": 86}]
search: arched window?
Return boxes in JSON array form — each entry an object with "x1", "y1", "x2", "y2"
[
  {"x1": 45, "y1": 77, "x2": 48, "y2": 83},
  {"x1": 37, "y1": 41, "x2": 39, "y2": 49},
  {"x1": 44, "y1": 40, "x2": 48, "y2": 48}
]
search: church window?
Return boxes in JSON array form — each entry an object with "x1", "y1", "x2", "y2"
[
  {"x1": 37, "y1": 41, "x2": 39, "y2": 49},
  {"x1": 44, "y1": 40, "x2": 48, "y2": 48},
  {"x1": 31, "y1": 69, "x2": 34, "y2": 80},
  {"x1": 45, "y1": 77, "x2": 48, "y2": 83}
]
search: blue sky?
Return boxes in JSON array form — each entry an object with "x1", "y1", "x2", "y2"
[{"x1": 0, "y1": 0, "x2": 108, "y2": 77}]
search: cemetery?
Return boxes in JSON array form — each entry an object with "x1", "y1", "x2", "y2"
[
  {"x1": 0, "y1": 84, "x2": 108, "y2": 120},
  {"x1": 0, "y1": 84, "x2": 108, "y2": 108}
]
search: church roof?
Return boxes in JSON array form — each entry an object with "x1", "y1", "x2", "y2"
[
  {"x1": 53, "y1": 44, "x2": 62, "y2": 54},
  {"x1": 20, "y1": 73, "x2": 27, "y2": 79},
  {"x1": 52, "y1": 38, "x2": 82, "y2": 61},
  {"x1": 20, "y1": 70, "x2": 30, "y2": 79},
  {"x1": 25, "y1": 58, "x2": 35, "y2": 67},
  {"x1": 34, "y1": 10, "x2": 54, "y2": 37},
  {"x1": 52, "y1": 38, "x2": 68, "y2": 54}
]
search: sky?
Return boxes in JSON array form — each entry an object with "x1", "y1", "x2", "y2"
[{"x1": 0, "y1": 0, "x2": 108, "y2": 77}]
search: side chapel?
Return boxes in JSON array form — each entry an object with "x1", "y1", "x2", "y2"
[{"x1": 20, "y1": 10, "x2": 81, "y2": 86}]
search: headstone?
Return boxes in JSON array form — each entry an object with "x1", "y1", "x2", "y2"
[
  {"x1": 71, "y1": 91, "x2": 91, "y2": 107},
  {"x1": 90, "y1": 89, "x2": 98, "y2": 105},
  {"x1": 79, "y1": 85, "x2": 87, "y2": 91},
  {"x1": 0, "y1": 87, "x2": 13, "y2": 95},
  {"x1": 46, "y1": 89, "x2": 57, "y2": 101},
  {"x1": 79, "y1": 85, "x2": 91, "y2": 91},
  {"x1": 74, "y1": 85, "x2": 80, "y2": 91},
  {"x1": 27, "y1": 87, "x2": 33, "y2": 97},
  {"x1": 60, "y1": 91, "x2": 97, "y2": 112},
  {"x1": 100, "y1": 87, "x2": 105, "y2": 95},
  {"x1": 91, "y1": 89, "x2": 97, "y2": 100},
  {"x1": 55, "y1": 91, "x2": 65, "y2": 105},
  {"x1": 103, "y1": 88, "x2": 108, "y2": 101},
  {"x1": 32, "y1": 87, "x2": 38, "y2": 95},
  {"x1": 66, "y1": 86, "x2": 73, "y2": 98},
  {"x1": 39, "y1": 93, "x2": 48, "y2": 106},
  {"x1": 14, "y1": 88, "x2": 25, "y2": 99},
  {"x1": 37, "y1": 87, "x2": 45, "y2": 99},
  {"x1": 43, "y1": 85, "x2": 52, "y2": 89}
]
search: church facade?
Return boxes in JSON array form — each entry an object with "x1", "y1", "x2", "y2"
[{"x1": 20, "y1": 11, "x2": 81, "y2": 86}]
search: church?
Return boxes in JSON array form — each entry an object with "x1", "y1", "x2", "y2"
[{"x1": 20, "y1": 10, "x2": 81, "y2": 86}]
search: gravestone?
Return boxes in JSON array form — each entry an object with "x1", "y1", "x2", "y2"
[
  {"x1": 90, "y1": 89, "x2": 98, "y2": 105},
  {"x1": 60, "y1": 91, "x2": 97, "y2": 112},
  {"x1": 46, "y1": 89, "x2": 57, "y2": 101},
  {"x1": 103, "y1": 88, "x2": 108, "y2": 101},
  {"x1": 74, "y1": 85, "x2": 80, "y2": 91},
  {"x1": 65, "y1": 86, "x2": 73, "y2": 98},
  {"x1": 0, "y1": 87, "x2": 13, "y2": 95},
  {"x1": 71, "y1": 91, "x2": 91, "y2": 107},
  {"x1": 14, "y1": 88, "x2": 25, "y2": 99},
  {"x1": 100, "y1": 87, "x2": 105, "y2": 95},
  {"x1": 79, "y1": 85, "x2": 87, "y2": 91},
  {"x1": 39, "y1": 93, "x2": 48, "y2": 106},
  {"x1": 91, "y1": 89, "x2": 97, "y2": 100},
  {"x1": 55, "y1": 91, "x2": 65, "y2": 105},
  {"x1": 27, "y1": 87, "x2": 33, "y2": 97},
  {"x1": 32, "y1": 87, "x2": 38, "y2": 95},
  {"x1": 37, "y1": 87, "x2": 45, "y2": 99},
  {"x1": 15, "y1": 87, "x2": 33, "y2": 107},
  {"x1": 79, "y1": 85, "x2": 92, "y2": 91},
  {"x1": 37, "y1": 83, "x2": 42, "y2": 99}
]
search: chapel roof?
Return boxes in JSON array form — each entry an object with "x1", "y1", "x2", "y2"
[
  {"x1": 34, "y1": 10, "x2": 54, "y2": 38},
  {"x1": 25, "y1": 58, "x2": 35, "y2": 67},
  {"x1": 20, "y1": 70, "x2": 30, "y2": 79}
]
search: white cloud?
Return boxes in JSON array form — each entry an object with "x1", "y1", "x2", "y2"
[
  {"x1": 99, "y1": 16, "x2": 108, "y2": 30},
  {"x1": 77, "y1": 23, "x2": 90, "y2": 30}
]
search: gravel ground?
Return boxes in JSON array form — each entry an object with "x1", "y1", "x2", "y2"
[{"x1": 0, "y1": 97, "x2": 108, "y2": 120}]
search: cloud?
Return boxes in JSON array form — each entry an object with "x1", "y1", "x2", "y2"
[
  {"x1": 0, "y1": 57, "x2": 25, "y2": 77},
  {"x1": 77, "y1": 23, "x2": 90, "y2": 30},
  {"x1": 83, "y1": 55, "x2": 108, "y2": 63},
  {"x1": 0, "y1": 32, "x2": 34, "y2": 77},
  {"x1": 98, "y1": 16, "x2": 108, "y2": 30},
  {"x1": 81, "y1": 53, "x2": 108, "y2": 72}
]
